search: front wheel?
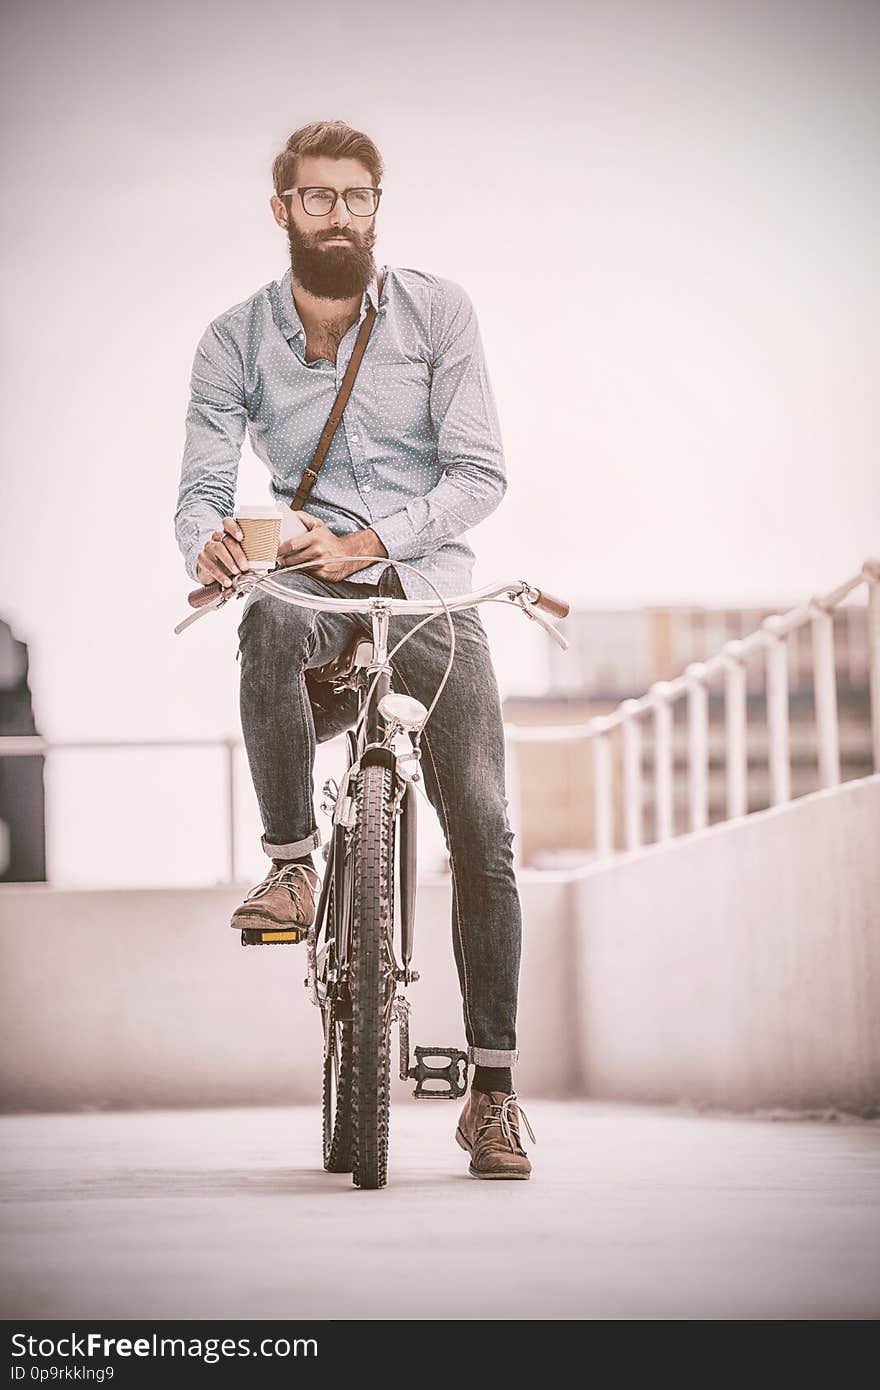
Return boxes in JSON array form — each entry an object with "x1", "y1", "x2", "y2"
[{"x1": 350, "y1": 762, "x2": 397, "y2": 1190}]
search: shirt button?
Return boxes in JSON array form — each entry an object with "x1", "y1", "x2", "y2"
[{"x1": 351, "y1": 433, "x2": 359, "y2": 442}]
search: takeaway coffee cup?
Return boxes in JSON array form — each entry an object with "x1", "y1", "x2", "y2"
[{"x1": 234, "y1": 506, "x2": 282, "y2": 572}]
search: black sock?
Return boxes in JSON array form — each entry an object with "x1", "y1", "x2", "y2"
[{"x1": 472, "y1": 1065, "x2": 512, "y2": 1096}]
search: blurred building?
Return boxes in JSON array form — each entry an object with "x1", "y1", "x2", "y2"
[
  {"x1": 0, "y1": 619, "x2": 46, "y2": 881},
  {"x1": 504, "y1": 604, "x2": 872, "y2": 868}
]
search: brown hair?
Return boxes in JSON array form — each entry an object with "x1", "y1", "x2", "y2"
[{"x1": 272, "y1": 121, "x2": 384, "y2": 195}]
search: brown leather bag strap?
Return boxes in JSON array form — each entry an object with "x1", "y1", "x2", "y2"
[{"x1": 290, "y1": 269, "x2": 384, "y2": 513}]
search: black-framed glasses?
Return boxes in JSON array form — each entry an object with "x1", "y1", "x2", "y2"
[{"x1": 281, "y1": 186, "x2": 382, "y2": 217}]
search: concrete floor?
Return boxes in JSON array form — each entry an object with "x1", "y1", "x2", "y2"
[{"x1": 1, "y1": 1102, "x2": 878, "y2": 1320}]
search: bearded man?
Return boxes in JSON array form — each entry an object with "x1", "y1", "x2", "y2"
[{"x1": 174, "y1": 120, "x2": 533, "y2": 1179}]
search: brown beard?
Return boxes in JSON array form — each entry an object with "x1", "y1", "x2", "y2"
[{"x1": 287, "y1": 219, "x2": 376, "y2": 300}]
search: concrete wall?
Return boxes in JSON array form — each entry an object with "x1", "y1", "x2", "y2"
[
  {"x1": 0, "y1": 873, "x2": 578, "y2": 1111},
  {"x1": 574, "y1": 774, "x2": 880, "y2": 1113},
  {"x1": 1, "y1": 776, "x2": 877, "y2": 1114}
]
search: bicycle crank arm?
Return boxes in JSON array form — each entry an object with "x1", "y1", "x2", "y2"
[
  {"x1": 394, "y1": 995, "x2": 413, "y2": 1082},
  {"x1": 393, "y1": 1000, "x2": 469, "y2": 1098}
]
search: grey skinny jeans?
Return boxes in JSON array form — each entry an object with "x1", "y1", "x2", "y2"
[{"x1": 235, "y1": 567, "x2": 521, "y2": 1067}]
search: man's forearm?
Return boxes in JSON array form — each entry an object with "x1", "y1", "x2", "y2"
[{"x1": 339, "y1": 527, "x2": 388, "y2": 570}]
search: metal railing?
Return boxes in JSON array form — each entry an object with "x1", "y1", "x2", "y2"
[
  {"x1": 1, "y1": 558, "x2": 877, "y2": 880},
  {"x1": 506, "y1": 557, "x2": 880, "y2": 858}
]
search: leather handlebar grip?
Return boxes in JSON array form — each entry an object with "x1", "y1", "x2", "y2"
[
  {"x1": 187, "y1": 582, "x2": 223, "y2": 608},
  {"x1": 533, "y1": 589, "x2": 570, "y2": 620}
]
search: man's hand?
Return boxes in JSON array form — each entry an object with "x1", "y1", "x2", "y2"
[
  {"x1": 277, "y1": 512, "x2": 388, "y2": 580},
  {"x1": 196, "y1": 519, "x2": 248, "y2": 588}
]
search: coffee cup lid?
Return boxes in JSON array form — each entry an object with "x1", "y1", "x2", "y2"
[{"x1": 235, "y1": 506, "x2": 281, "y2": 519}]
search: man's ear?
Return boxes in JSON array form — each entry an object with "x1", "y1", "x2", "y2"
[{"x1": 269, "y1": 194, "x2": 289, "y2": 230}]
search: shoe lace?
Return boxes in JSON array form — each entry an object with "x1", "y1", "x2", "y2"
[
  {"x1": 476, "y1": 1093, "x2": 537, "y2": 1152},
  {"x1": 245, "y1": 861, "x2": 321, "y2": 906}
]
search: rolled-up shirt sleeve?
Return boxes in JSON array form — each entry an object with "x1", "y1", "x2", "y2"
[
  {"x1": 370, "y1": 280, "x2": 507, "y2": 562},
  {"x1": 174, "y1": 322, "x2": 247, "y2": 582}
]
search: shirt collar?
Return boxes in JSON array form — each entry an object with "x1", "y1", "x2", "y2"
[
  {"x1": 276, "y1": 265, "x2": 384, "y2": 343},
  {"x1": 365, "y1": 265, "x2": 383, "y2": 314}
]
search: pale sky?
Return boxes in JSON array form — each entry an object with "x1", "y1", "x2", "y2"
[{"x1": 1, "y1": 0, "x2": 878, "y2": 881}]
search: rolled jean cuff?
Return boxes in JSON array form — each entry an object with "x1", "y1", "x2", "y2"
[
  {"x1": 261, "y1": 828, "x2": 322, "y2": 859},
  {"x1": 468, "y1": 1046, "x2": 520, "y2": 1066}
]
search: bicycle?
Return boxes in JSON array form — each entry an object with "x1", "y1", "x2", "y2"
[{"x1": 175, "y1": 556, "x2": 570, "y2": 1189}]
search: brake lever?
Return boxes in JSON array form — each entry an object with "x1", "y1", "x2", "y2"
[
  {"x1": 174, "y1": 595, "x2": 227, "y2": 634},
  {"x1": 517, "y1": 597, "x2": 570, "y2": 650},
  {"x1": 174, "y1": 572, "x2": 260, "y2": 635}
]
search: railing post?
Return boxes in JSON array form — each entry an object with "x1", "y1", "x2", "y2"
[
  {"x1": 224, "y1": 737, "x2": 237, "y2": 884},
  {"x1": 620, "y1": 701, "x2": 643, "y2": 851},
  {"x1": 592, "y1": 721, "x2": 613, "y2": 860},
  {"x1": 810, "y1": 601, "x2": 840, "y2": 788},
  {"x1": 723, "y1": 640, "x2": 747, "y2": 819},
  {"x1": 685, "y1": 663, "x2": 709, "y2": 832},
  {"x1": 763, "y1": 615, "x2": 791, "y2": 806},
  {"x1": 865, "y1": 559, "x2": 880, "y2": 772},
  {"x1": 650, "y1": 683, "x2": 674, "y2": 842}
]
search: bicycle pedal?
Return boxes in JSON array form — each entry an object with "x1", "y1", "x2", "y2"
[
  {"x1": 240, "y1": 927, "x2": 307, "y2": 946},
  {"x1": 408, "y1": 1046, "x2": 469, "y2": 1099}
]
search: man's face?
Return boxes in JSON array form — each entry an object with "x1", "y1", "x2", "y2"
[{"x1": 272, "y1": 155, "x2": 378, "y2": 301}]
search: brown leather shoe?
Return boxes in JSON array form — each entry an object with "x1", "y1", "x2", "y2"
[
  {"x1": 230, "y1": 860, "x2": 321, "y2": 934},
  {"x1": 455, "y1": 1089, "x2": 536, "y2": 1180}
]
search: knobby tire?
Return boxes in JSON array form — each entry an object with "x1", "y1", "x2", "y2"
[{"x1": 350, "y1": 762, "x2": 396, "y2": 1190}]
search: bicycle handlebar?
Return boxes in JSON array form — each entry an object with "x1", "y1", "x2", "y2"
[
  {"x1": 186, "y1": 572, "x2": 570, "y2": 619},
  {"x1": 176, "y1": 561, "x2": 570, "y2": 646}
]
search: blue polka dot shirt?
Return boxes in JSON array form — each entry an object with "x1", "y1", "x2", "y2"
[{"x1": 174, "y1": 265, "x2": 508, "y2": 600}]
